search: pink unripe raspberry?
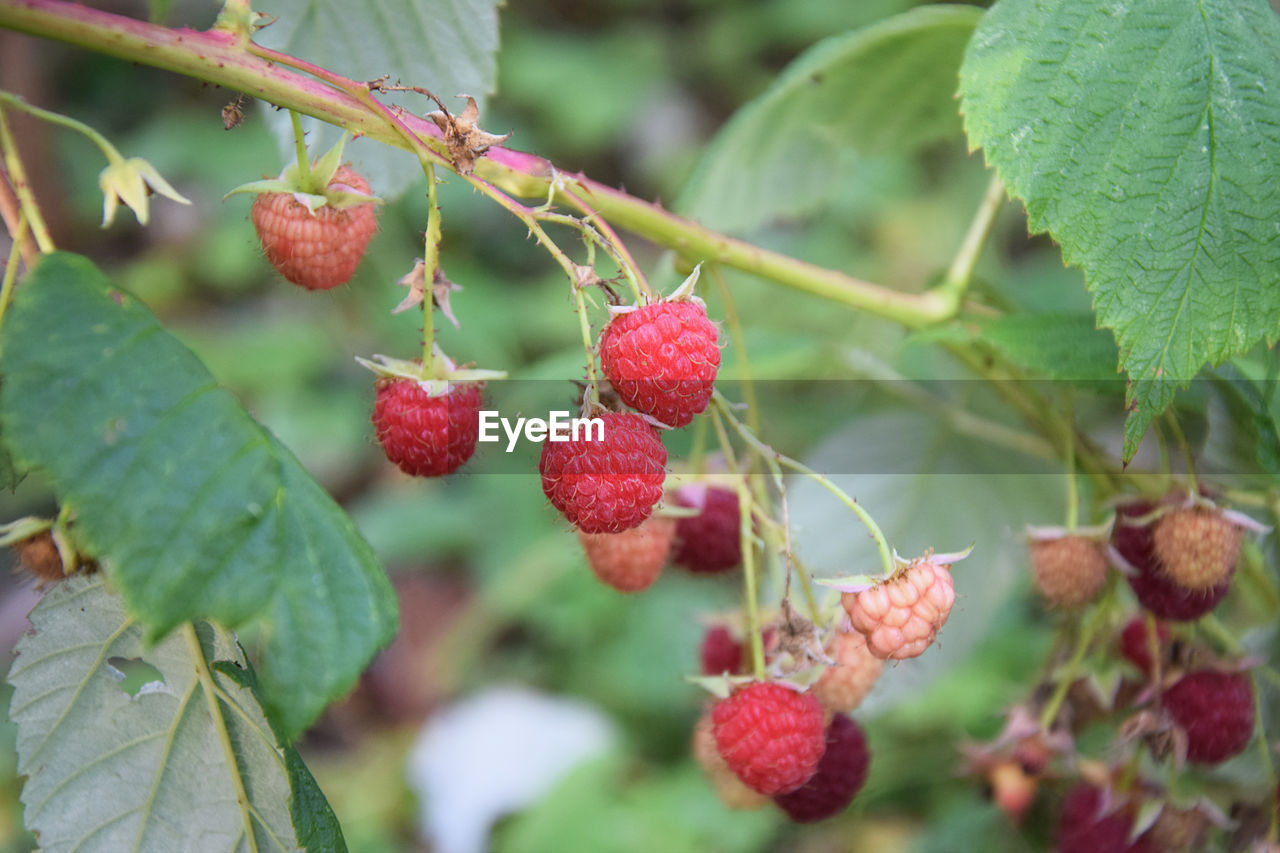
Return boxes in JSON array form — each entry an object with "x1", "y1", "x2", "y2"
[
  {"x1": 812, "y1": 631, "x2": 883, "y2": 713},
  {"x1": 1162, "y1": 670, "x2": 1254, "y2": 765},
  {"x1": 773, "y1": 714, "x2": 870, "y2": 823},
  {"x1": 577, "y1": 515, "x2": 674, "y2": 593},
  {"x1": 712, "y1": 682, "x2": 827, "y2": 796},
  {"x1": 842, "y1": 557, "x2": 956, "y2": 660},
  {"x1": 691, "y1": 711, "x2": 768, "y2": 810}
]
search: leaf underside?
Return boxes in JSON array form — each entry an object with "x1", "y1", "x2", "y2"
[
  {"x1": 0, "y1": 253, "x2": 398, "y2": 740},
  {"x1": 9, "y1": 575, "x2": 307, "y2": 852},
  {"x1": 959, "y1": 0, "x2": 1280, "y2": 459}
]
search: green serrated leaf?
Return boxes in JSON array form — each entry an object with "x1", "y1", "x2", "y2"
[
  {"x1": 678, "y1": 5, "x2": 984, "y2": 232},
  {"x1": 0, "y1": 432, "x2": 18, "y2": 491},
  {"x1": 960, "y1": 313, "x2": 1120, "y2": 383},
  {"x1": 959, "y1": 0, "x2": 1280, "y2": 460},
  {"x1": 1205, "y1": 364, "x2": 1280, "y2": 479},
  {"x1": 252, "y1": 0, "x2": 500, "y2": 198},
  {"x1": 9, "y1": 574, "x2": 298, "y2": 852},
  {"x1": 0, "y1": 253, "x2": 398, "y2": 740}
]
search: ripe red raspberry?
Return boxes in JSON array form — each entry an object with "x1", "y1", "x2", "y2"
[
  {"x1": 773, "y1": 714, "x2": 870, "y2": 823},
  {"x1": 812, "y1": 631, "x2": 883, "y2": 713},
  {"x1": 371, "y1": 378, "x2": 483, "y2": 477},
  {"x1": 1152, "y1": 507, "x2": 1243, "y2": 590},
  {"x1": 539, "y1": 411, "x2": 667, "y2": 534},
  {"x1": 712, "y1": 682, "x2": 827, "y2": 796},
  {"x1": 672, "y1": 485, "x2": 741, "y2": 574},
  {"x1": 577, "y1": 515, "x2": 674, "y2": 593},
  {"x1": 1113, "y1": 500, "x2": 1231, "y2": 621},
  {"x1": 1162, "y1": 670, "x2": 1254, "y2": 764},
  {"x1": 251, "y1": 164, "x2": 377, "y2": 291},
  {"x1": 842, "y1": 556, "x2": 956, "y2": 660},
  {"x1": 1118, "y1": 616, "x2": 1171, "y2": 676},
  {"x1": 691, "y1": 711, "x2": 767, "y2": 810},
  {"x1": 1030, "y1": 534, "x2": 1108, "y2": 607},
  {"x1": 599, "y1": 301, "x2": 720, "y2": 428},
  {"x1": 1056, "y1": 785, "x2": 1155, "y2": 852},
  {"x1": 700, "y1": 626, "x2": 745, "y2": 675}
]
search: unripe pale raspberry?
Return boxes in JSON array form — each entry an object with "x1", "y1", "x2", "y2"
[
  {"x1": 1152, "y1": 507, "x2": 1243, "y2": 590},
  {"x1": 539, "y1": 412, "x2": 667, "y2": 534},
  {"x1": 1030, "y1": 535, "x2": 1108, "y2": 607},
  {"x1": 712, "y1": 682, "x2": 827, "y2": 796},
  {"x1": 372, "y1": 379, "x2": 483, "y2": 477},
  {"x1": 812, "y1": 631, "x2": 883, "y2": 713},
  {"x1": 577, "y1": 515, "x2": 674, "y2": 593},
  {"x1": 842, "y1": 558, "x2": 956, "y2": 660},
  {"x1": 1114, "y1": 500, "x2": 1231, "y2": 621},
  {"x1": 1162, "y1": 670, "x2": 1254, "y2": 764},
  {"x1": 672, "y1": 485, "x2": 741, "y2": 574},
  {"x1": 599, "y1": 301, "x2": 720, "y2": 428},
  {"x1": 691, "y1": 711, "x2": 768, "y2": 810},
  {"x1": 773, "y1": 714, "x2": 870, "y2": 823}
]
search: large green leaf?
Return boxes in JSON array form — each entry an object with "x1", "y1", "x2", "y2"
[
  {"x1": 914, "y1": 313, "x2": 1121, "y2": 383},
  {"x1": 959, "y1": 0, "x2": 1280, "y2": 460},
  {"x1": 9, "y1": 574, "x2": 343, "y2": 852},
  {"x1": 677, "y1": 5, "x2": 984, "y2": 233},
  {"x1": 252, "y1": 0, "x2": 501, "y2": 197},
  {"x1": 0, "y1": 253, "x2": 398, "y2": 740}
]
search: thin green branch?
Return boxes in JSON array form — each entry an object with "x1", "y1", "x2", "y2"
[
  {"x1": 0, "y1": 212, "x2": 26, "y2": 329},
  {"x1": 940, "y1": 173, "x2": 1005, "y2": 297},
  {"x1": 0, "y1": 105, "x2": 54, "y2": 253}
]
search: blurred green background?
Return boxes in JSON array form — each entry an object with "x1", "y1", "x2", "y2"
[{"x1": 1, "y1": 0, "x2": 1272, "y2": 851}]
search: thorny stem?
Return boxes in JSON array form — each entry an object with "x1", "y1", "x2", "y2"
[
  {"x1": 0, "y1": 105, "x2": 54, "y2": 253},
  {"x1": 288, "y1": 109, "x2": 309, "y2": 179},
  {"x1": 0, "y1": 167, "x2": 35, "y2": 265},
  {"x1": 573, "y1": 285, "x2": 600, "y2": 405},
  {"x1": 553, "y1": 177, "x2": 652, "y2": 302},
  {"x1": 422, "y1": 162, "x2": 441, "y2": 368},
  {"x1": 712, "y1": 391, "x2": 895, "y2": 578},
  {"x1": 0, "y1": 212, "x2": 25, "y2": 330}
]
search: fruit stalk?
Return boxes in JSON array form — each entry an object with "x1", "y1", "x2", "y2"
[
  {"x1": 0, "y1": 104, "x2": 54, "y2": 253},
  {"x1": 422, "y1": 162, "x2": 441, "y2": 367},
  {"x1": 0, "y1": 214, "x2": 26, "y2": 329}
]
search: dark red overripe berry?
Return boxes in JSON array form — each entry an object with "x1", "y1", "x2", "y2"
[
  {"x1": 539, "y1": 412, "x2": 667, "y2": 534},
  {"x1": 1162, "y1": 670, "x2": 1254, "y2": 764},
  {"x1": 673, "y1": 485, "x2": 741, "y2": 574},
  {"x1": 372, "y1": 378, "x2": 483, "y2": 477},
  {"x1": 701, "y1": 625, "x2": 744, "y2": 675},
  {"x1": 599, "y1": 301, "x2": 720, "y2": 428},
  {"x1": 1113, "y1": 500, "x2": 1231, "y2": 621},
  {"x1": 773, "y1": 714, "x2": 870, "y2": 823},
  {"x1": 712, "y1": 682, "x2": 826, "y2": 796},
  {"x1": 577, "y1": 516, "x2": 674, "y2": 593},
  {"x1": 1056, "y1": 785, "x2": 1155, "y2": 853},
  {"x1": 251, "y1": 164, "x2": 377, "y2": 291},
  {"x1": 1118, "y1": 616, "x2": 1171, "y2": 676}
]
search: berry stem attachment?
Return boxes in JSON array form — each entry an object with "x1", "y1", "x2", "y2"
[
  {"x1": 422, "y1": 161, "x2": 441, "y2": 368},
  {"x1": 712, "y1": 391, "x2": 895, "y2": 578},
  {"x1": 288, "y1": 109, "x2": 310, "y2": 181},
  {"x1": 736, "y1": 477, "x2": 766, "y2": 681},
  {"x1": 1064, "y1": 397, "x2": 1079, "y2": 532},
  {"x1": 573, "y1": 284, "x2": 601, "y2": 406},
  {"x1": 0, "y1": 105, "x2": 54, "y2": 254},
  {"x1": 1162, "y1": 409, "x2": 1197, "y2": 494}
]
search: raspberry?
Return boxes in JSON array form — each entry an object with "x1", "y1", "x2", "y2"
[
  {"x1": 599, "y1": 301, "x2": 720, "y2": 428},
  {"x1": 672, "y1": 485, "x2": 741, "y2": 574},
  {"x1": 712, "y1": 682, "x2": 827, "y2": 796},
  {"x1": 842, "y1": 557, "x2": 956, "y2": 660},
  {"x1": 371, "y1": 378, "x2": 483, "y2": 477},
  {"x1": 1162, "y1": 670, "x2": 1254, "y2": 764},
  {"x1": 539, "y1": 411, "x2": 667, "y2": 534},
  {"x1": 1152, "y1": 507, "x2": 1243, "y2": 590},
  {"x1": 251, "y1": 164, "x2": 377, "y2": 291},
  {"x1": 700, "y1": 626, "x2": 745, "y2": 675},
  {"x1": 1118, "y1": 616, "x2": 1170, "y2": 676},
  {"x1": 12, "y1": 531, "x2": 66, "y2": 583},
  {"x1": 1114, "y1": 500, "x2": 1231, "y2": 621},
  {"x1": 1056, "y1": 785, "x2": 1156, "y2": 852},
  {"x1": 773, "y1": 714, "x2": 870, "y2": 823},
  {"x1": 812, "y1": 631, "x2": 883, "y2": 713},
  {"x1": 577, "y1": 515, "x2": 674, "y2": 593},
  {"x1": 691, "y1": 711, "x2": 767, "y2": 810},
  {"x1": 1030, "y1": 535, "x2": 1108, "y2": 607}
]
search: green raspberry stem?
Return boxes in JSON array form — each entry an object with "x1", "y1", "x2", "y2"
[
  {"x1": 0, "y1": 212, "x2": 26, "y2": 331},
  {"x1": 0, "y1": 105, "x2": 55, "y2": 254},
  {"x1": 422, "y1": 162, "x2": 441, "y2": 369},
  {"x1": 736, "y1": 477, "x2": 766, "y2": 681}
]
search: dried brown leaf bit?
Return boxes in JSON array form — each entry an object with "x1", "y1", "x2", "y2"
[
  {"x1": 427, "y1": 96, "x2": 511, "y2": 175},
  {"x1": 392, "y1": 259, "x2": 463, "y2": 328}
]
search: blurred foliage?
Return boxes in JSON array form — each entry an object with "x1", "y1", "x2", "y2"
[{"x1": 3, "y1": 0, "x2": 1269, "y2": 851}]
